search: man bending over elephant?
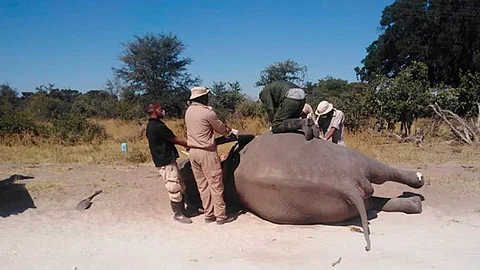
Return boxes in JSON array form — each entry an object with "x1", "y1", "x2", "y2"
[
  {"x1": 315, "y1": 100, "x2": 346, "y2": 146},
  {"x1": 259, "y1": 80, "x2": 319, "y2": 140}
]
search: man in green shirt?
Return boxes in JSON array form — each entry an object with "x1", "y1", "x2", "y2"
[{"x1": 259, "y1": 80, "x2": 318, "y2": 140}]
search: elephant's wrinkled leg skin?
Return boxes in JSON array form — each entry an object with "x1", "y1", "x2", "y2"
[
  {"x1": 366, "y1": 167, "x2": 425, "y2": 189},
  {"x1": 369, "y1": 196, "x2": 422, "y2": 214}
]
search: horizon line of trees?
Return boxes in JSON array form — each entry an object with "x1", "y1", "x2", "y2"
[{"x1": 1, "y1": 0, "x2": 480, "y2": 143}]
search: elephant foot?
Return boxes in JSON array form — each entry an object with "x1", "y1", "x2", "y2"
[
  {"x1": 370, "y1": 195, "x2": 423, "y2": 214},
  {"x1": 401, "y1": 196, "x2": 422, "y2": 214}
]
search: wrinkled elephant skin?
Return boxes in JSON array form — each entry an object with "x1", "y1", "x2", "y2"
[{"x1": 179, "y1": 132, "x2": 425, "y2": 251}]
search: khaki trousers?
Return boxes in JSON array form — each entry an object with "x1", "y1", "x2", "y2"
[
  {"x1": 189, "y1": 148, "x2": 227, "y2": 220},
  {"x1": 157, "y1": 161, "x2": 185, "y2": 203}
]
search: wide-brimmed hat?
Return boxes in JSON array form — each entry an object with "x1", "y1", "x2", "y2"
[
  {"x1": 315, "y1": 101, "x2": 334, "y2": 116},
  {"x1": 190, "y1": 86, "x2": 210, "y2": 100}
]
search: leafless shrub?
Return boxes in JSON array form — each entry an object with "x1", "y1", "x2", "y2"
[{"x1": 429, "y1": 103, "x2": 480, "y2": 145}]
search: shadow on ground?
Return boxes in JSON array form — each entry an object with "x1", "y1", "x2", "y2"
[{"x1": 0, "y1": 174, "x2": 36, "y2": 218}]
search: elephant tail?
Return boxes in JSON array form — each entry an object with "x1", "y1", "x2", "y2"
[{"x1": 348, "y1": 191, "x2": 371, "y2": 252}]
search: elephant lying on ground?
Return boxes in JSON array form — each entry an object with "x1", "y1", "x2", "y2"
[{"x1": 179, "y1": 132, "x2": 425, "y2": 251}]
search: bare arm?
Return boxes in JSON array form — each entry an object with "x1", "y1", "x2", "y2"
[
  {"x1": 171, "y1": 137, "x2": 189, "y2": 150},
  {"x1": 325, "y1": 110, "x2": 344, "y2": 141},
  {"x1": 324, "y1": 127, "x2": 336, "y2": 141}
]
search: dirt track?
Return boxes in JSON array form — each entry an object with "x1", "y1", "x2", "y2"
[{"x1": 1, "y1": 162, "x2": 480, "y2": 270}]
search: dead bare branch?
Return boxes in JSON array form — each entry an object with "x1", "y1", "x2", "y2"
[
  {"x1": 476, "y1": 103, "x2": 480, "y2": 133},
  {"x1": 429, "y1": 103, "x2": 479, "y2": 145},
  {"x1": 387, "y1": 133, "x2": 402, "y2": 142},
  {"x1": 429, "y1": 103, "x2": 471, "y2": 144},
  {"x1": 387, "y1": 133, "x2": 423, "y2": 147}
]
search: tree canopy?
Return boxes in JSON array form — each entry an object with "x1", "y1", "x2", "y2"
[
  {"x1": 0, "y1": 83, "x2": 18, "y2": 118},
  {"x1": 356, "y1": 0, "x2": 480, "y2": 87},
  {"x1": 255, "y1": 60, "x2": 307, "y2": 87},
  {"x1": 114, "y1": 33, "x2": 200, "y2": 117},
  {"x1": 374, "y1": 61, "x2": 432, "y2": 134}
]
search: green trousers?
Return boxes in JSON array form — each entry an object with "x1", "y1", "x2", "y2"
[{"x1": 271, "y1": 98, "x2": 306, "y2": 133}]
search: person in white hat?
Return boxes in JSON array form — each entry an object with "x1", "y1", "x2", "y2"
[
  {"x1": 184, "y1": 86, "x2": 236, "y2": 225},
  {"x1": 315, "y1": 101, "x2": 346, "y2": 146}
]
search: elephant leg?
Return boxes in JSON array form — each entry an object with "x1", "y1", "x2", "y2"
[
  {"x1": 364, "y1": 162, "x2": 425, "y2": 189},
  {"x1": 368, "y1": 196, "x2": 422, "y2": 214}
]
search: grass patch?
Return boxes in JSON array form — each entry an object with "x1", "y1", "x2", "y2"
[{"x1": 0, "y1": 117, "x2": 478, "y2": 166}]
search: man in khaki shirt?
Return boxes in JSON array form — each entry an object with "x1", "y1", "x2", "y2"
[
  {"x1": 315, "y1": 101, "x2": 346, "y2": 146},
  {"x1": 185, "y1": 86, "x2": 236, "y2": 225}
]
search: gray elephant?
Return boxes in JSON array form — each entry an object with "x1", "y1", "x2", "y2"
[{"x1": 179, "y1": 132, "x2": 424, "y2": 251}]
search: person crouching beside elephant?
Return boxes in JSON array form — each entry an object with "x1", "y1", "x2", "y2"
[
  {"x1": 315, "y1": 100, "x2": 346, "y2": 146},
  {"x1": 185, "y1": 86, "x2": 237, "y2": 225},
  {"x1": 259, "y1": 80, "x2": 319, "y2": 140},
  {"x1": 145, "y1": 102, "x2": 195, "y2": 224}
]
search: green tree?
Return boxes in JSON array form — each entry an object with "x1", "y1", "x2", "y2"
[
  {"x1": 234, "y1": 98, "x2": 266, "y2": 119},
  {"x1": 72, "y1": 90, "x2": 119, "y2": 118},
  {"x1": 114, "y1": 33, "x2": 200, "y2": 117},
  {"x1": 374, "y1": 62, "x2": 432, "y2": 135},
  {"x1": 434, "y1": 71, "x2": 480, "y2": 117},
  {"x1": 339, "y1": 82, "x2": 376, "y2": 131},
  {"x1": 356, "y1": 0, "x2": 480, "y2": 87},
  {"x1": 307, "y1": 76, "x2": 349, "y2": 107},
  {"x1": 210, "y1": 81, "x2": 246, "y2": 121},
  {"x1": 0, "y1": 83, "x2": 18, "y2": 117},
  {"x1": 22, "y1": 84, "x2": 76, "y2": 120},
  {"x1": 255, "y1": 60, "x2": 307, "y2": 87}
]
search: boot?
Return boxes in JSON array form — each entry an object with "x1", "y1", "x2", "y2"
[
  {"x1": 216, "y1": 215, "x2": 236, "y2": 225},
  {"x1": 281, "y1": 118, "x2": 314, "y2": 141},
  {"x1": 184, "y1": 195, "x2": 205, "y2": 214},
  {"x1": 170, "y1": 201, "x2": 193, "y2": 224}
]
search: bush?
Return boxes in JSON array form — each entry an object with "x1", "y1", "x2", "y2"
[
  {"x1": 234, "y1": 99, "x2": 266, "y2": 118},
  {"x1": 0, "y1": 114, "x2": 109, "y2": 146},
  {"x1": 434, "y1": 72, "x2": 480, "y2": 117},
  {"x1": 0, "y1": 114, "x2": 40, "y2": 136},
  {"x1": 48, "y1": 116, "x2": 108, "y2": 145}
]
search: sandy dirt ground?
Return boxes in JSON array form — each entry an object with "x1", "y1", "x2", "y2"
[{"x1": 1, "y1": 161, "x2": 480, "y2": 270}]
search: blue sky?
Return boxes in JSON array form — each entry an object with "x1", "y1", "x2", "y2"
[{"x1": 0, "y1": 0, "x2": 393, "y2": 97}]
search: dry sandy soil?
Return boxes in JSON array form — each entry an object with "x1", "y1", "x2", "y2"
[{"x1": 1, "y1": 160, "x2": 480, "y2": 270}]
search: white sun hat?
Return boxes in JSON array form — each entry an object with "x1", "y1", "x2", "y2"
[
  {"x1": 315, "y1": 101, "x2": 334, "y2": 116},
  {"x1": 189, "y1": 86, "x2": 210, "y2": 100}
]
